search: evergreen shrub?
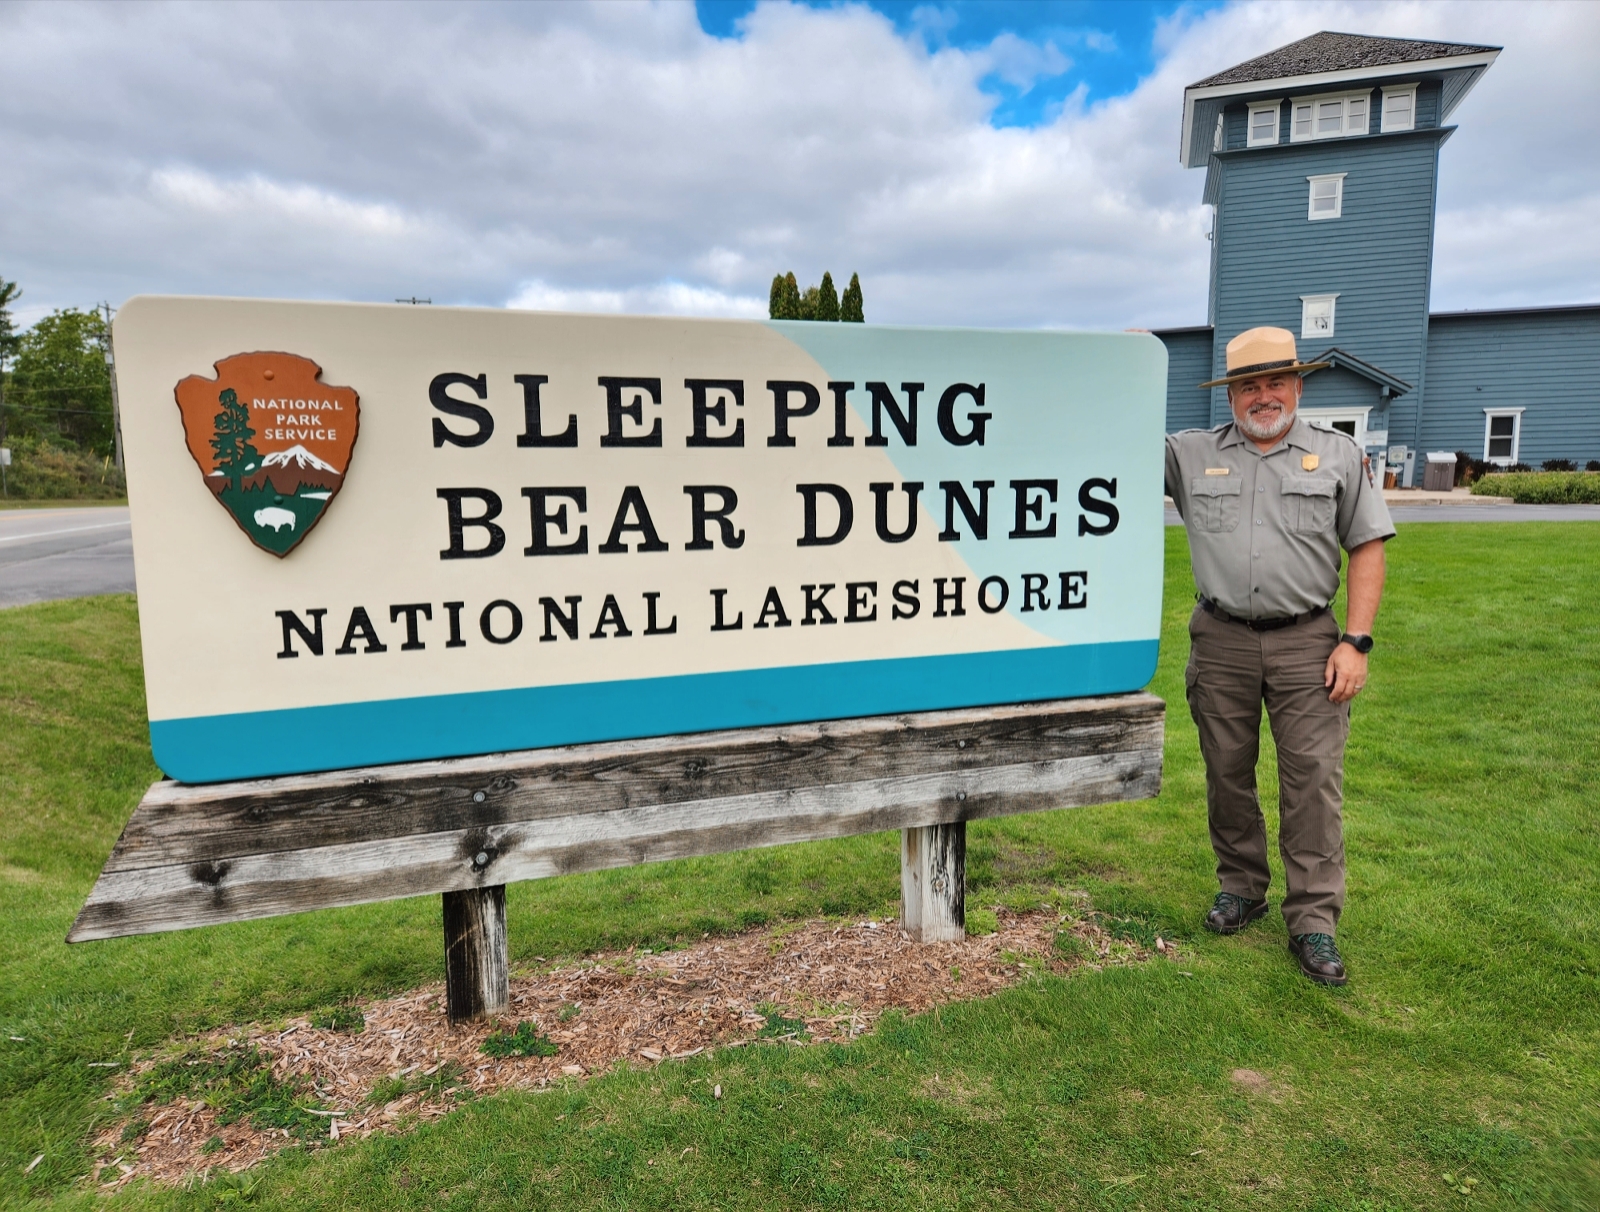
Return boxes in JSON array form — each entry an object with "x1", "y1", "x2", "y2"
[{"x1": 1470, "y1": 472, "x2": 1600, "y2": 504}]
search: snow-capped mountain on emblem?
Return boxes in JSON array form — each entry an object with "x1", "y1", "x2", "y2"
[
  {"x1": 261, "y1": 444, "x2": 339, "y2": 474},
  {"x1": 173, "y1": 352, "x2": 359, "y2": 557}
]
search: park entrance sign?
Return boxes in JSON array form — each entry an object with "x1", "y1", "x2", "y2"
[
  {"x1": 113, "y1": 297, "x2": 1166, "y2": 785},
  {"x1": 77, "y1": 298, "x2": 1168, "y2": 1021}
]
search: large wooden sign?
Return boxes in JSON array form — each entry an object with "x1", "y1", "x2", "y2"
[{"x1": 114, "y1": 298, "x2": 1167, "y2": 784}]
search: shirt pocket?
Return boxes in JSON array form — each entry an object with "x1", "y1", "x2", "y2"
[
  {"x1": 1279, "y1": 473, "x2": 1338, "y2": 534},
  {"x1": 1189, "y1": 476, "x2": 1243, "y2": 533}
]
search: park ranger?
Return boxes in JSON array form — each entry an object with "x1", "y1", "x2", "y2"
[{"x1": 1167, "y1": 327, "x2": 1395, "y2": 986}]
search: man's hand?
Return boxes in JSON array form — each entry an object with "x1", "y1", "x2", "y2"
[{"x1": 1324, "y1": 642, "x2": 1368, "y2": 704}]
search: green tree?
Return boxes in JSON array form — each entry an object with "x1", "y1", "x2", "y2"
[
  {"x1": 798, "y1": 285, "x2": 820, "y2": 320},
  {"x1": 8, "y1": 307, "x2": 114, "y2": 453},
  {"x1": 816, "y1": 272, "x2": 840, "y2": 322},
  {"x1": 210, "y1": 388, "x2": 261, "y2": 489},
  {"x1": 841, "y1": 273, "x2": 864, "y2": 323},
  {"x1": 0, "y1": 276, "x2": 20, "y2": 448},
  {"x1": 768, "y1": 274, "x2": 787, "y2": 320},
  {"x1": 779, "y1": 272, "x2": 802, "y2": 320}
]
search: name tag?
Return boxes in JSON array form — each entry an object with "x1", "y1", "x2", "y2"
[{"x1": 1204, "y1": 468, "x2": 1231, "y2": 476}]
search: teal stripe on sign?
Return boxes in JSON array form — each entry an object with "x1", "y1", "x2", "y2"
[{"x1": 149, "y1": 641, "x2": 1159, "y2": 783}]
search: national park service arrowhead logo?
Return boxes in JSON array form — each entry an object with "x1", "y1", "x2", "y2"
[{"x1": 174, "y1": 353, "x2": 359, "y2": 557}]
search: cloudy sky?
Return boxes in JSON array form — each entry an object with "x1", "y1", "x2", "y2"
[{"x1": 2, "y1": 0, "x2": 1596, "y2": 333}]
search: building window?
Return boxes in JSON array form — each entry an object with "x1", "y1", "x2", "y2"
[
  {"x1": 1213, "y1": 112, "x2": 1224, "y2": 152},
  {"x1": 1307, "y1": 173, "x2": 1346, "y2": 220},
  {"x1": 1484, "y1": 408, "x2": 1524, "y2": 465},
  {"x1": 1291, "y1": 91, "x2": 1371, "y2": 141},
  {"x1": 1301, "y1": 293, "x2": 1339, "y2": 338},
  {"x1": 1381, "y1": 85, "x2": 1416, "y2": 133},
  {"x1": 1248, "y1": 102, "x2": 1280, "y2": 147}
]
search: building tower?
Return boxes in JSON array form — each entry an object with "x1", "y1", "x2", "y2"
[{"x1": 1162, "y1": 32, "x2": 1500, "y2": 482}]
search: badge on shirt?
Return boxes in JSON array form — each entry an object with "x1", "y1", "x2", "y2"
[
  {"x1": 1301, "y1": 454, "x2": 1320, "y2": 471},
  {"x1": 1205, "y1": 468, "x2": 1231, "y2": 476}
]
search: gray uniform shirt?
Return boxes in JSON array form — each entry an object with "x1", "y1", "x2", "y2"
[{"x1": 1165, "y1": 416, "x2": 1396, "y2": 619}]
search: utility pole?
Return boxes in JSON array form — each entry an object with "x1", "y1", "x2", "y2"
[
  {"x1": 395, "y1": 297, "x2": 432, "y2": 305},
  {"x1": 99, "y1": 301, "x2": 124, "y2": 472}
]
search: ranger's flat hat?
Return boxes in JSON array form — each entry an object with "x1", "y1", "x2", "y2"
[{"x1": 1199, "y1": 327, "x2": 1330, "y2": 388}]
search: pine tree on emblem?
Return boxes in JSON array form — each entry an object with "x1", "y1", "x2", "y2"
[{"x1": 210, "y1": 387, "x2": 261, "y2": 490}]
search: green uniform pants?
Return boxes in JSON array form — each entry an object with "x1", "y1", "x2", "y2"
[{"x1": 1184, "y1": 604, "x2": 1350, "y2": 936}]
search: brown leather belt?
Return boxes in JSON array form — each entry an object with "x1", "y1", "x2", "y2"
[{"x1": 1198, "y1": 597, "x2": 1328, "y2": 632}]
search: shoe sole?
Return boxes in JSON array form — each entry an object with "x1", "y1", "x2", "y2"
[{"x1": 1204, "y1": 901, "x2": 1269, "y2": 935}]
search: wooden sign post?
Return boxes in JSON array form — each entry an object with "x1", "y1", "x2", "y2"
[
  {"x1": 74, "y1": 299, "x2": 1170, "y2": 1021},
  {"x1": 72, "y1": 693, "x2": 1163, "y2": 1022}
]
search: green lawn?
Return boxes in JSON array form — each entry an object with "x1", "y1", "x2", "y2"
[{"x1": 2, "y1": 523, "x2": 1598, "y2": 1210}]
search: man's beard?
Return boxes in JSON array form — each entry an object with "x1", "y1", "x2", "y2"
[{"x1": 1236, "y1": 400, "x2": 1295, "y2": 441}]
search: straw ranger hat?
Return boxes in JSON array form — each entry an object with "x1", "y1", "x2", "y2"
[{"x1": 1199, "y1": 327, "x2": 1330, "y2": 388}]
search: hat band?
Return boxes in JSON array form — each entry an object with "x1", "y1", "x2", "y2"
[{"x1": 1226, "y1": 358, "x2": 1298, "y2": 378}]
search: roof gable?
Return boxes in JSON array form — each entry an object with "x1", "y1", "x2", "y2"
[{"x1": 1191, "y1": 31, "x2": 1499, "y2": 89}]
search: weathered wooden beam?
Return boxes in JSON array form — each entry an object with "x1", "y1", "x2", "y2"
[
  {"x1": 900, "y1": 823, "x2": 966, "y2": 943},
  {"x1": 69, "y1": 693, "x2": 1163, "y2": 943},
  {"x1": 443, "y1": 885, "x2": 509, "y2": 1024}
]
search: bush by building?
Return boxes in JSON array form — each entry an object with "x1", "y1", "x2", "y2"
[{"x1": 1470, "y1": 471, "x2": 1600, "y2": 504}]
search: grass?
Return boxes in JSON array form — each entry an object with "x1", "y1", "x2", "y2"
[{"x1": 1, "y1": 523, "x2": 1598, "y2": 1208}]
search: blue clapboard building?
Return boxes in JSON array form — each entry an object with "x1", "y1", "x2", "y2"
[{"x1": 1154, "y1": 31, "x2": 1600, "y2": 482}]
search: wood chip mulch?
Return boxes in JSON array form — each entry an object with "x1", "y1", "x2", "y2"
[{"x1": 92, "y1": 905, "x2": 1173, "y2": 1188}]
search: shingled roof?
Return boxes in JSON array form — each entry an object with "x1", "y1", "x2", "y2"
[{"x1": 1191, "y1": 30, "x2": 1501, "y2": 89}]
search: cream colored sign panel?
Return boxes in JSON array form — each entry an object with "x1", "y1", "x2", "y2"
[{"x1": 112, "y1": 297, "x2": 1165, "y2": 782}]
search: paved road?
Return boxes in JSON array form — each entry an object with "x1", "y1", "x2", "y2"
[
  {"x1": 1166, "y1": 504, "x2": 1600, "y2": 526},
  {"x1": 0, "y1": 507, "x2": 134, "y2": 608}
]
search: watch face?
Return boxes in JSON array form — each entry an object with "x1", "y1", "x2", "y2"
[{"x1": 1346, "y1": 634, "x2": 1373, "y2": 653}]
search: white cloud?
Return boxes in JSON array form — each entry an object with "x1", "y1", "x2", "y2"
[
  {"x1": 0, "y1": 0, "x2": 1594, "y2": 331},
  {"x1": 151, "y1": 168, "x2": 415, "y2": 238},
  {"x1": 507, "y1": 279, "x2": 767, "y2": 319}
]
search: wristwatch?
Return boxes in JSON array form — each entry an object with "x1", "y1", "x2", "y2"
[{"x1": 1339, "y1": 633, "x2": 1375, "y2": 654}]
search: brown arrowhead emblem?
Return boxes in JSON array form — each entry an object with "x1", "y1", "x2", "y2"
[{"x1": 174, "y1": 353, "x2": 359, "y2": 557}]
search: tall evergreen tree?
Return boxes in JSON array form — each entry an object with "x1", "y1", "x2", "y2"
[
  {"x1": 816, "y1": 272, "x2": 840, "y2": 322},
  {"x1": 768, "y1": 274, "x2": 786, "y2": 320},
  {"x1": 841, "y1": 273, "x2": 864, "y2": 323},
  {"x1": 778, "y1": 272, "x2": 802, "y2": 320},
  {"x1": 210, "y1": 387, "x2": 261, "y2": 489},
  {"x1": 799, "y1": 286, "x2": 820, "y2": 321}
]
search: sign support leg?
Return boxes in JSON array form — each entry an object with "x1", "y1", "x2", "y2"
[
  {"x1": 443, "y1": 885, "x2": 509, "y2": 1025},
  {"x1": 900, "y1": 822, "x2": 966, "y2": 942}
]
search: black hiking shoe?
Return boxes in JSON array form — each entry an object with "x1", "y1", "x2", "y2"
[
  {"x1": 1204, "y1": 892, "x2": 1269, "y2": 935},
  {"x1": 1288, "y1": 933, "x2": 1348, "y2": 986}
]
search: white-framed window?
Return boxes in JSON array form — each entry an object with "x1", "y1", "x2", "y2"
[
  {"x1": 1381, "y1": 85, "x2": 1417, "y2": 133},
  {"x1": 1301, "y1": 293, "x2": 1339, "y2": 338},
  {"x1": 1290, "y1": 91, "x2": 1371, "y2": 141},
  {"x1": 1483, "y1": 408, "x2": 1524, "y2": 465},
  {"x1": 1307, "y1": 173, "x2": 1346, "y2": 221},
  {"x1": 1213, "y1": 112, "x2": 1224, "y2": 152},
  {"x1": 1300, "y1": 407, "x2": 1372, "y2": 450},
  {"x1": 1248, "y1": 101, "x2": 1281, "y2": 147}
]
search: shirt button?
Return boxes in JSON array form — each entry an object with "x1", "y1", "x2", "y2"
[
  {"x1": 1256, "y1": 519, "x2": 1263, "y2": 525},
  {"x1": 1258, "y1": 486, "x2": 1265, "y2": 492}
]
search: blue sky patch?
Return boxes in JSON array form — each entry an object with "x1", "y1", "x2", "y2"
[{"x1": 695, "y1": 0, "x2": 1224, "y2": 127}]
